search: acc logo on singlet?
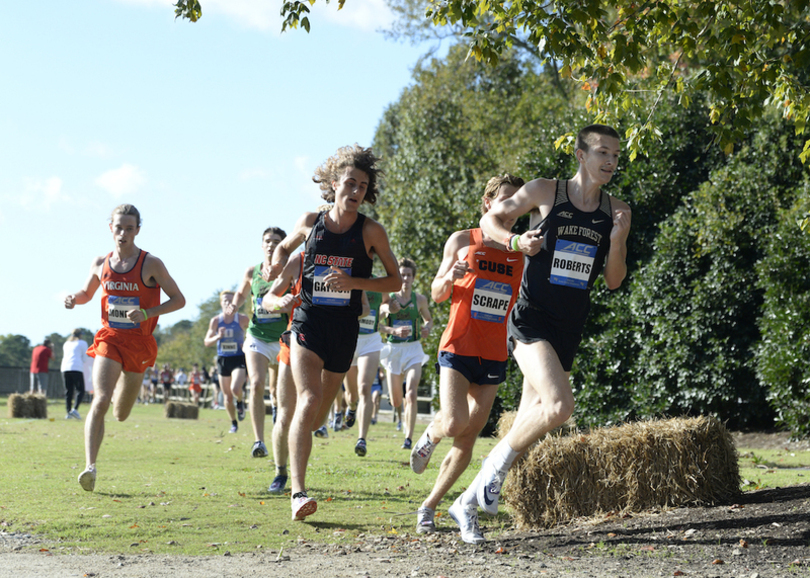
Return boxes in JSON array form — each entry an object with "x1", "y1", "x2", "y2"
[
  {"x1": 107, "y1": 295, "x2": 139, "y2": 328},
  {"x1": 471, "y1": 280, "x2": 512, "y2": 323},
  {"x1": 550, "y1": 240, "x2": 596, "y2": 290}
]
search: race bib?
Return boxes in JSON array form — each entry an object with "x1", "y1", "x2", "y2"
[
  {"x1": 359, "y1": 309, "x2": 377, "y2": 334},
  {"x1": 220, "y1": 342, "x2": 238, "y2": 353},
  {"x1": 107, "y1": 295, "x2": 139, "y2": 329},
  {"x1": 471, "y1": 280, "x2": 512, "y2": 323},
  {"x1": 255, "y1": 296, "x2": 282, "y2": 322},
  {"x1": 392, "y1": 319, "x2": 413, "y2": 342},
  {"x1": 550, "y1": 240, "x2": 597, "y2": 290},
  {"x1": 312, "y1": 265, "x2": 351, "y2": 306}
]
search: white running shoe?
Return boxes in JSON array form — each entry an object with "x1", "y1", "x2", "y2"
[
  {"x1": 251, "y1": 440, "x2": 269, "y2": 458},
  {"x1": 69, "y1": 409, "x2": 81, "y2": 420},
  {"x1": 291, "y1": 492, "x2": 317, "y2": 521},
  {"x1": 415, "y1": 506, "x2": 436, "y2": 534},
  {"x1": 448, "y1": 496, "x2": 485, "y2": 544},
  {"x1": 475, "y1": 458, "x2": 508, "y2": 516},
  {"x1": 410, "y1": 424, "x2": 438, "y2": 474},
  {"x1": 78, "y1": 467, "x2": 96, "y2": 492}
]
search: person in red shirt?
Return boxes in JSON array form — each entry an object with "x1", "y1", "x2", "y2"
[
  {"x1": 64, "y1": 204, "x2": 185, "y2": 492},
  {"x1": 29, "y1": 339, "x2": 54, "y2": 394},
  {"x1": 408, "y1": 174, "x2": 525, "y2": 543}
]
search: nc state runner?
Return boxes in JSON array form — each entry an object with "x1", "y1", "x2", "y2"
[
  {"x1": 409, "y1": 174, "x2": 525, "y2": 543},
  {"x1": 269, "y1": 144, "x2": 402, "y2": 521},
  {"x1": 457, "y1": 124, "x2": 631, "y2": 540},
  {"x1": 64, "y1": 204, "x2": 186, "y2": 492}
]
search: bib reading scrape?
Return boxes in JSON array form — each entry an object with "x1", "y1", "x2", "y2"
[
  {"x1": 471, "y1": 279, "x2": 512, "y2": 323},
  {"x1": 550, "y1": 240, "x2": 596, "y2": 290},
  {"x1": 313, "y1": 266, "x2": 351, "y2": 306},
  {"x1": 108, "y1": 295, "x2": 139, "y2": 329},
  {"x1": 359, "y1": 309, "x2": 377, "y2": 334}
]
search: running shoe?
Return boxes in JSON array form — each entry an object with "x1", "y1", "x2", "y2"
[
  {"x1": 475, "y1": 458, "x2": 508, "y2": 516},
  {"x1": 333, "y1": 411, "x2": 343, "y2": 432},
  {"x1": 314, "y1": 425, "x2": 329, "y2": 438},
  {"x1": 370, "y1": 417, "x2": 377, "y2": 425},
  {"x1": 396, "y1": 420, "x2": 403, "y2": 431},
  {"x1": 410, "y1": 426, "x2": 438, "y2": 474},
  {"x1": 78, "y1": 467, "x2": 96, "y2": 492},
  {"x1": 448, "y1": 496, "x2": 485, "y2": 544},
  {"x1": 69, "y1": 409, "x2": 81, "y2": 420},
  {"x1": 402, "y1": 437, "x2": 412, "y2": 450},
  {"x1": 237, "y1": 401, "x2": 245, "y2": 421},
  {"x1": 291, "y1": 492, "x2": 317, "y2": 521},
  {"x1": 268, "y1": 474, "x2": 288, "y2": 495},
  {"x1": 344, "y1": 408, "x2": 356, "y2": 428},
  {"x1": 65, "y1": 413, "x2": 72, "y2": 420},
  {"x1": 229, "y1": 423, "x2": 238, "y2": 434},
  {"x1": 251, "y1": 440, "x2": 269, "y2": 458},
  {"x1": 354, "y1": 438, "x2": 367, "y2": 457},
  {"x1": 416, "y1": 506, "x2": 436, "y2": 534}
]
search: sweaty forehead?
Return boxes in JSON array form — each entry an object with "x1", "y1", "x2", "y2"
[{"x1": 586, "y1": 134, "x2": 621, "y2": 152}]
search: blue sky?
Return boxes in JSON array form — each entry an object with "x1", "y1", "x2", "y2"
[{"x1": 1, "y1": 0, "x2": 438, "y2": 346}]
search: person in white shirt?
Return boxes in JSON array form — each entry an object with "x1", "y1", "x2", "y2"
[{"x1": 61, "y1": 328, "x2": 89, "y2": 420}]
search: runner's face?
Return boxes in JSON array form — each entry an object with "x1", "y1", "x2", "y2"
[
  {"x1": 579, "y1": 135, "x2": 620, "y2": 185},
  {"x1": 220, "y1": 293, "x2": 233, "y2": 311},
  {"x1": 332, "y1": 167, "x2": 369, "y2": 212},
  {"x1": 399, "y1": 266, "x2": 415, "y2": 290},
  {"x1": 262, "y1": 233, "x2": 283, "y2": 259},
  {"x1": 488, "y1": 184, "x2": 519, "y2": 230},
  {"x1": 109, "y1": 214, "x2": 139, "y2": 250}
]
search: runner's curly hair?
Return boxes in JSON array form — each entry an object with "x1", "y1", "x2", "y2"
[
  {"x1": 110, "y1": 204, "x2": 141, "y2": 226},
  {"x1": 313, "y1": 144, "x2": 382, "y2": 205},
  {"x1": 480, "y1": 174, "x2": 525, "y2": 216}
]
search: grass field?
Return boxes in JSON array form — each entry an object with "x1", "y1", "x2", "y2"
[{"x1": 2, "y1": 397, "x2": 808, "y2": 556}]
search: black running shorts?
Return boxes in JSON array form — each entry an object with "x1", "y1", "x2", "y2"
[
  {"x1": 291, "y1": 305, "x2": 359, "y2": 374},
  {"x1": 507, "y1": 299, "x2": 583, "y2": 372}
]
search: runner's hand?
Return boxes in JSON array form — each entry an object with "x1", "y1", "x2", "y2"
[
  {"x1": 450, "y1": 260, "x2": 469, "y2": 280},
  {"x1": 324, "y1": 266, "x2": 352, "y2": 292},
  {"x1": 517, "y1": 230, "x2": 543, "y2": 256},
  {"x1": 611, "y1": 209, "x2": 631, "y2": 243},
  {"x1": 64, "y1": 294, "x2": 75, "y2": 309}
]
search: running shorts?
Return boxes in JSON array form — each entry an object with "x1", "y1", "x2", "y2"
[
  {"x1": 244, "y1": 333, "x2": 281, "y2": 364},
  {"x1": 436, "y1": 351, "x2": 507, "y2": 386},
  {"x1": 87, "y1": 327, "x2": 157, "y2": 374},
  {"x1": 380, "y1": 341, "x2": 428, "y2": 376},
  {"x1": 291, "y1": 306, "x2": 359, "y2": 374},
  {"x1": 351, "y1": 332, "x2": 384, "y2": 367},
  {"x1": 277, "y1": 331, "x2": 291, "y2": 366},
  {"x1": 217, "y1": 354, "x2": 246, "y2": 377},
  {"x1": 507, "y1": 299, "x2": 582, "y2": 372}
]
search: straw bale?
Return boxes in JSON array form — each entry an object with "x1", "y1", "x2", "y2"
[
  {"x1": 165, "y1": 402, "x2": 198, "y2": 420},
  {"x1": 501, "y1": 416, "x2": 741, "y2": 529},
  {"x1": 8, "y1": 393, "x2": 48, "y2": 419}
]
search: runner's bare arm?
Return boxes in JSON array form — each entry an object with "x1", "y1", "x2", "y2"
[
  {"x1": 603, "y1": 197, "x2": 632, "y2": 290},
  {"x1": 431, "y1": 231, "x2": 470, "y2": 304},
  {"x1": 229, "y1": 266, "x2": 254, "y2": 314},
  {"x1": 130, "y1": 255, "x2": 186, "y2": 323},
  {"x1": 262, "y1": 254, "x2": 300, "y2": 312},
  {"x1": 417, "y1": 293, "x2": 433, "y2": 339},
  {"x1": 481, "y1": 178, "x2": 555, "y2": 256},
  {"x1": 64, "y1": 257, "x2": 104, "y2": 308},
  {"x1": 270, "y1": 212, "x2": 316, "y2": 278},
  {"x1": 360, "y1": 291, "x2": 371, "y2": 320},
  {"x1": 353, "y1": 219, "x2": 402, "y2": 293},
  {"x1": 203, "y1": 316, "x2": 222, "y2": 347}
]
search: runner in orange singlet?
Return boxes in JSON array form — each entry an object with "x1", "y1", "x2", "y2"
[
  {"x1": 408, "y1": 175, "x2": 525, "y2": 543},
  {"x1": 64, "y1": 204, "x2": 185, "y2": 492}
]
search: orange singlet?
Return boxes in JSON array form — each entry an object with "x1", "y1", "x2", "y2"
[
  {"x1": 277, "y1": 252, "x2": 305, "y2": 366},
  {"x1": 438, "y1": 229, "x2": 524, "y2": 362},
  {"x1": 87, "y1": 250, "x2": 161, "y2": 372}
]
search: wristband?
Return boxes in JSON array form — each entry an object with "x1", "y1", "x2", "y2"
[
  {"x1": 140, "y1": 308, "x2": 149, "y2": 320},
  {"x1": 510, "y1": 234, "x2": 521, "y2": 252}
]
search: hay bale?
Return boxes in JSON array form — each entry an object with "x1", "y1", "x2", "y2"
[
  {"x1": 7, "y1": 393, "x2": 48, "y2": 419},
  {"x1": 502, "y1": 416, "x2": 741, "y2": 529},
  {"x1": 165, "y1": 401, "x2": 198, "y2": 420}
]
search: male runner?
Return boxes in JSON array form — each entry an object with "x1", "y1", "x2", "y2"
[
  {"x1": 457, "y1": 124, "x2": 631, "y2": 542},
  {"x1": 408, "y1": 174, "x2": 525, "y2": 542}
]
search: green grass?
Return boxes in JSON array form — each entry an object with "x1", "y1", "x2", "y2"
[
  {"x1": 2, "y1": 397, "x2": 808, "y2": 555},
  {"x1": 737, "y1": 448, "x2": 810, "y2": 491},
  {"x1": 0, "y1": 398, "x2": 498, "y2": 555}
]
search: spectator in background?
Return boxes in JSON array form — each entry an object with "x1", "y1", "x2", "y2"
[
  {"x1": 61, "y1": 329, "x2": 89, "y2": 419},
  {"x1": 175, "y1": 367, "x2": 187, "y2": 388},
  {"x1": 30, "y1": 339, "x2": 54, "y2": 395},
  {"x1": 188, "y1": 363, "x2": 203, "y2": 405},
  {"x1": 160, "y1": 363, "x2": 174, "y2": 403}
]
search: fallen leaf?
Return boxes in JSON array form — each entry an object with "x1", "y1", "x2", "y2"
[
  {"x1": 129, "y1": 524, "x2": 139, "y2": 529},
  {"x1": 326, "y1": 497, "x2": 334, "y2": 502},
  {"x1": 238, "y1": 492, "x2": 246, "y2": 497},
  {"x1": 739, "y1": 539, "x2": 748, "y2": 548},
  {"x1": 673, "y1": 571, "x2": 685, "y2": 576},
  {"x1": 607, "y1": 533, "x2": 616, "y2": 538},
  {"x1": 495, "y1": 547, "x2": 506, "y2": 554},
  {"x1": 712, "y1": 559, "x2": 724, "y2": 565}
]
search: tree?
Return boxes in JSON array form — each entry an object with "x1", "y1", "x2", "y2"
[
  {"x1": 176, "y1": 0, "x2": 810, "y2": 164},
  {"x1": 0, "y1": 334, "x2": 32, "y2": 367}
]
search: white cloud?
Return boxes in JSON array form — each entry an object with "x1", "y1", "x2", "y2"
[
  {"x1": 111, "y1": 0, "x2": 393, "y2": 32},
  {"x1": 95, "y1": 164, "x2": 146, "y2": 198},
  {"x1": 17, "y1": 177, "x2": 70, "y2": 210}
]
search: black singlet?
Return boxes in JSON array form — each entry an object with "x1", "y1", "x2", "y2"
[
  {"x1": 520, "y1": 179, "x2": 613, "y2": 328},
  {"x1": 299, "y1": 211, "x2": 373, "y2": 318}
]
